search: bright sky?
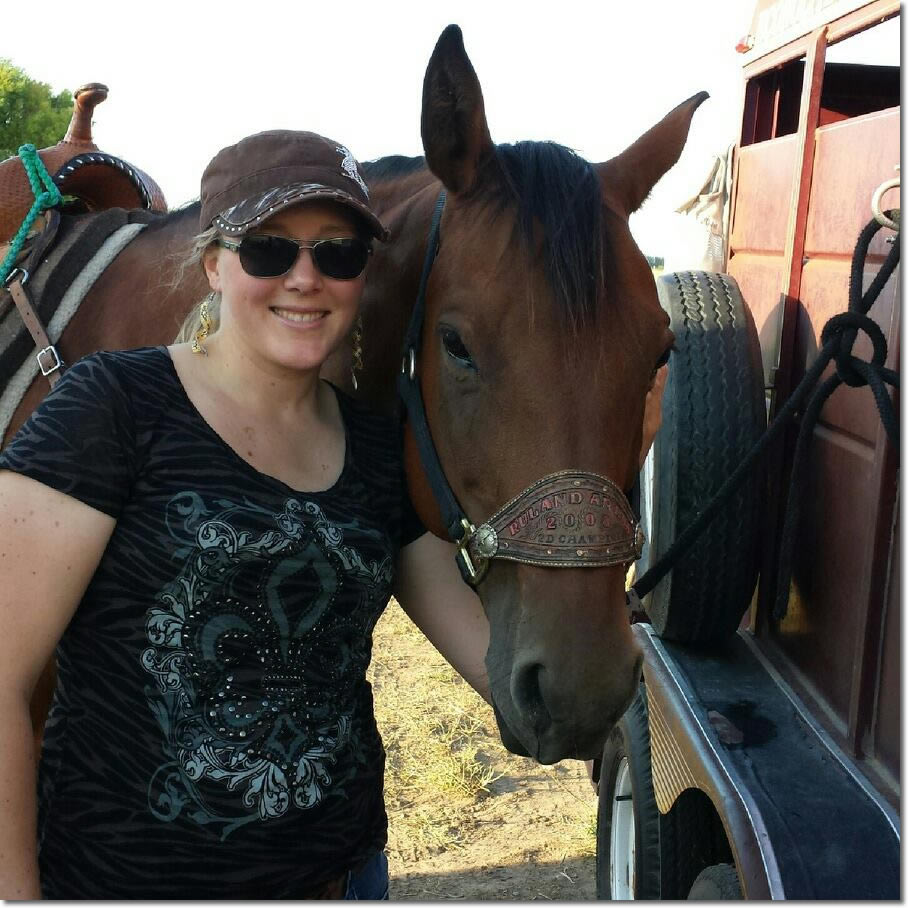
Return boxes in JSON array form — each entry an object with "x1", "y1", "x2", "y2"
[{"x1": 4, "y1": 0, "x2": 756, "y2": 262}]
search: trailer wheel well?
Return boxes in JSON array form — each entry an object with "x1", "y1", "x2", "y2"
[{"x1": 662, "y1": 787, "x2": 736, "y2": 897}]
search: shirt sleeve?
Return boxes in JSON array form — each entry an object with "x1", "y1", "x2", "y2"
[
  {"x1": 400, "y1": 481, "x2": 427, "y2": 548},
  {"x1": 0, "y1": 353, "x2": 137, "y2": 517}
]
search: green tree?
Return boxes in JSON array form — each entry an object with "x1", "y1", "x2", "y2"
[{"x1": 0, "y1": 60, "x2": 72, "y2": 161}]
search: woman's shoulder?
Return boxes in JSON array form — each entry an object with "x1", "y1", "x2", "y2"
[
  {"x1": 61, "y1": 346, "x2": 176, "y2": 399},
  {"x1": 70, "y1": 345, "x2": 171, "y2": 379},
  {"x1": 0, "y1": 348, "x2": 178, "y2": 502},
  {"x1": 50, "y1": 346, "x2": 180, "y2": 429}
]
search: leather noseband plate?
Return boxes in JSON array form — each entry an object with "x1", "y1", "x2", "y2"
[{"x1": 465, "y1": 470, "x2": 644, "y2": 571}]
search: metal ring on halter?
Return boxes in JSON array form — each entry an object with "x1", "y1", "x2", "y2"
[
  {"x1": 403, "y1": 348, "x2": 416, "y2": 380},
  {"x1": 871, "y1": 171, "x2": 900, "y2": 231},
  {"x1": 455, "y1": 518, "x2": 489, "y2": 584}
]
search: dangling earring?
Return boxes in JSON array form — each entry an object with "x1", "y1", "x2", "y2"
[
  {"x1": 351, "y1": 314, "x2": 364, "y2": 391},
  {"x1": 192, "y1": 294, "x2": 214, "y2": 355}
]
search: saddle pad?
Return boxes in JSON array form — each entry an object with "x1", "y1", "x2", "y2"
[
  {"x1": 0, "y1": 209, "x2": 146, "y2": 383},
  {"x1": 0, "y1": 221, "x2": 147, "y2": 445},
  {"x1": 0, "y1": 208, "x2": 161, "y2": 388}
]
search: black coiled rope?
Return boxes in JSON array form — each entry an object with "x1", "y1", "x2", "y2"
[
  {"x1": 772, "y1": 216, "x2": 899, "y2": 618},
  {"x1": 632, "y1": 214, "x2": 900, "y2": 622}
]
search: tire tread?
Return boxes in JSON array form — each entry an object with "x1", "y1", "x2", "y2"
[{"x1": 645, "y1": 271, "x2": 765, "y2": 643}]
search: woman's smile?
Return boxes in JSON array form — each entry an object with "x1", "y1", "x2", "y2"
[{"x1": 270, "y1": 306, "x2": 329, "y2": 326}]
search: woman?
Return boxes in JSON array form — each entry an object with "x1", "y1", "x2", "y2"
[{"x1": 0, "y1": 130, "x2": 491, "y2": 899}]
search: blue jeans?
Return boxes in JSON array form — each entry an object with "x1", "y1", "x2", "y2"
[{"x1": 345, "y1": 851, "x2": 389, "y2": 900}]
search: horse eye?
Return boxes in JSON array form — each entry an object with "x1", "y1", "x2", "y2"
[{"x1": 441, "y1": 328, "x2": 475, "y2": 369}]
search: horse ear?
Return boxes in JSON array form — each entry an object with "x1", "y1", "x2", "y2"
[
  {"x1": 421, "y1": 25, "x2": 496, "y2": 195},
  {"x1": 598, "y1": 91, "x2": 710, "y2": 215}
]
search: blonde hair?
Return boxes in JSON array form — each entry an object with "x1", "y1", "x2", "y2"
[{"x1": 173, "y1": 226, "x2": 222, "y2": 343}]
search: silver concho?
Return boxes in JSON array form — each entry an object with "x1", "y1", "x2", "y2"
[{"x1": 473, "y1": 524, "x2": 499, "y2": 559}]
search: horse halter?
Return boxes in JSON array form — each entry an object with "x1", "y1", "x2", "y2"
[{"x1": 397, "y1": 191, "x2": 645, "y2": 586}]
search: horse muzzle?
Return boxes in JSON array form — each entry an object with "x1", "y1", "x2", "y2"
[{"x1": 491, "y1": 647, "x2": 644, "y2": 763}]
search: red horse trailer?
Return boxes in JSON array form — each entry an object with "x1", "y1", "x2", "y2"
[{"x1": 596, "y1": 0, "x2": 900, "y2": 898}]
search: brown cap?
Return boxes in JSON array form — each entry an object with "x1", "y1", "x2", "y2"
[{"x1": 199, "y1": 130, "x2": 389, "y2": 242}]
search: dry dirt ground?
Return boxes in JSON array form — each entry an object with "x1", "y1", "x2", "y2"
[{"x1": 368, "y1": 601, "x2": 600, "y2": 901}]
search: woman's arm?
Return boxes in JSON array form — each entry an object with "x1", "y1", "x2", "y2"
[
  {"x1": 0, "y1": 472, "x2": 115, "y2": 899},
  {"x1": 393, "y1": 532, "x2": 491, "y2": 703},
  {"x1": 639, "y1": 362, "x2": 669, "y2": 469}
]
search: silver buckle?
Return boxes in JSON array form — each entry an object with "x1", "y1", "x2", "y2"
[
  {"x1": 455, "y1": 518, "x2": 490, "y2": 586},
  {"x1": 37, "y1": 345, "x2": 62, "y2": 377},
  {"x1": 3, "y1": 266, "x2": 29, "y2": 288}
]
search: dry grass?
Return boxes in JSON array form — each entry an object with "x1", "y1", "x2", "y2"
[
  {"x1": 368, "y1": 600, "x2": 503, "y2": 856},
  {"x1": 368, "y1": 599, "x2": 597, "y2": 883}
]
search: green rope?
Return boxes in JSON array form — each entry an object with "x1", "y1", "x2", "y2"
[{"x1": 0, "y1": 143, "x2": 64, "y2": 285}]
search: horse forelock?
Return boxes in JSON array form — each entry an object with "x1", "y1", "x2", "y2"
[
  {"x1": 480, "y1": 141, "x2": 606, "y2": 333},
  {"x1": 362, "y1": 147, "x2": 608, "y2": 336}
]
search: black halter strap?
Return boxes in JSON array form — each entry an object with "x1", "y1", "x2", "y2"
[{"x1": 397, "y1": 191, "x2": 473, "y2": 550}]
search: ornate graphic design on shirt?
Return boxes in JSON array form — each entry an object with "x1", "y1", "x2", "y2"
[{"x1": 141, "y1": 493, "x2": 392, "y2": 838}]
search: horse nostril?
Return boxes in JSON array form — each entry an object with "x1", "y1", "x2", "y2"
[{"x1": 510, "y1": 661, "x2": 551, "y2": 733}]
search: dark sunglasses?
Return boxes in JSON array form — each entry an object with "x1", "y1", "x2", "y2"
[{"x1": 217, "y1": 234, "x2": 371, "y2": 280}]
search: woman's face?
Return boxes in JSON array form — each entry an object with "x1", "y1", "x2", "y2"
[{"x1": 204, "y1": 200, "x2": 367, "y2": 375}]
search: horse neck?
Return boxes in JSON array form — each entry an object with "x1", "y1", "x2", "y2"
[{"x1": 76, "y1": 203, "x2": 206, "y2": 355}]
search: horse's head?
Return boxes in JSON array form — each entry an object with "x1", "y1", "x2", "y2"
[{"x1": 404, "y1": 26, "x2": 707, "y2": 763}]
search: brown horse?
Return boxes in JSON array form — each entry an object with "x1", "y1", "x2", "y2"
[{"x1": 4, "y1": 26, "x2": 705, "y2": 763}]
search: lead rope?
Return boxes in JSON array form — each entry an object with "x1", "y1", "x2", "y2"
[
  {"x1": 0, "y1": 144, "x2": 63, "y2": 284},
  {"x1": 771, "y1": 217, "x2": 899, "y2": 618},
  {"x1": 631, "y1": 215, "x2": 900, "y2": 621}
]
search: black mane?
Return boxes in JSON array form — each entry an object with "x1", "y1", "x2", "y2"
[
  {"x1": 140, "y1": 198, "x2": 201, "y2": 234},
  {"x1": 361, "y1": 155, "x2": 427, "y2": 181},
  {"x1": 364, "y1": 144, "x2": 605, "y2": 327}
]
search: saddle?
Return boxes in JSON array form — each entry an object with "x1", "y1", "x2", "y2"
[
  {"x1": 0, "y1": 83, "x2": 168, "y2": 410},
  {"x1": 0, "y1": 83, "x2": 167, "y2": 246}
]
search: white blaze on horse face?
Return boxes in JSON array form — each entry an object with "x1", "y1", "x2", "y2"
[{"x1": 207, "y1": 201, "x2": 365, "y2": 378}]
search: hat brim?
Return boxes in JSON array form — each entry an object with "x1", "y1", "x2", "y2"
[{"x1": 212, "y1": 181, "x2": 390, "y2": 242}]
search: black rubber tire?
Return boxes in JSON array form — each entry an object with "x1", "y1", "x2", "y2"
[
  {"x1": 687, "y1": 863, "x2": 743, "y2": 899},
  {"x1": 660, "y1": 790, "x2": 735, "y2": 898},
  {"x1": 640, "y1": 271, "x2": 766, "y2": 643},
  {"x1": 595, "y1": 686, "x2": 661, "y2": 899},
  {"x1": 595, "y1": 687, "x2": 727, "y2": 899}
]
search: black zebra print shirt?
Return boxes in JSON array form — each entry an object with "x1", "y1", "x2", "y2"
[{"x1": 0, "y1": 346, "x2": 424, "y2": 899}]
